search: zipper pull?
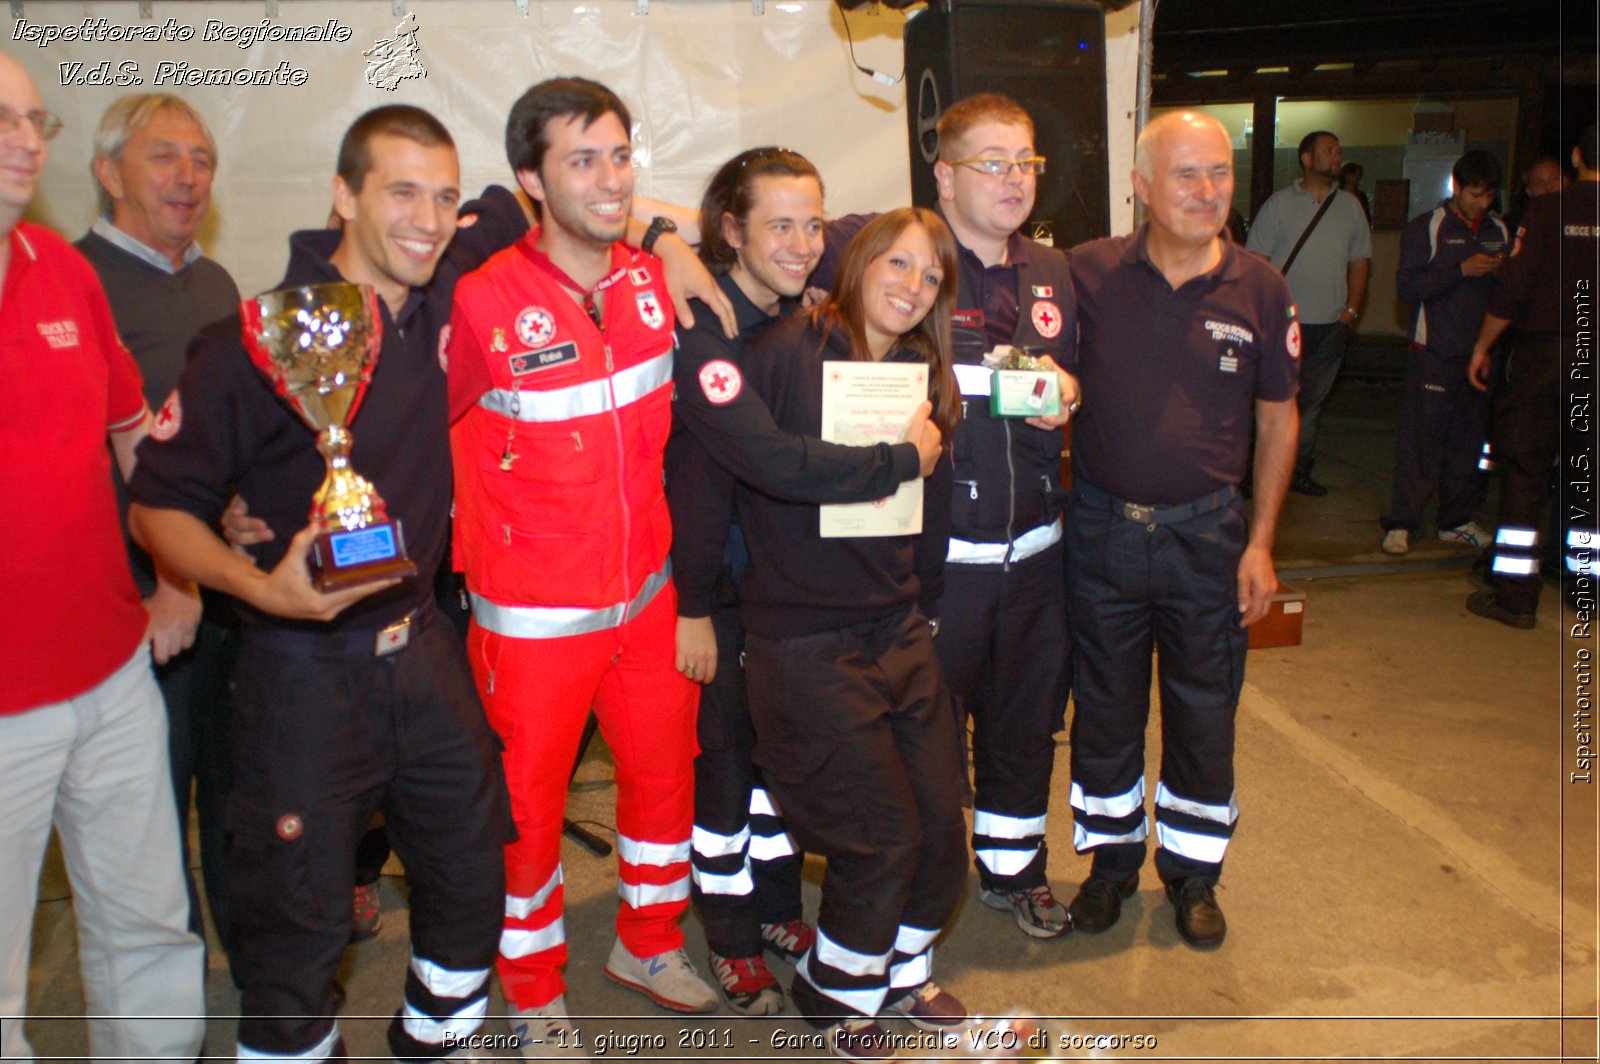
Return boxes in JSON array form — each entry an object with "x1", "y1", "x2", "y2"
[
  {"x1": 571, "y1": 431, "x2": 584, "y2": 452},
  {"x1": 969, "y1": 481, "x2": 979, "y2": 501}
]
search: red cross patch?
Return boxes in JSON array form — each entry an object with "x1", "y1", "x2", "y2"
[
  {"x1": 151, "y1": 390, "x2": 182, "y2": 441},
  {"x1": 636, "y1": 290, "x2": 665, "y2": 330},
  {"x1": 699, "y1": 359, "x2": 742, "y2": 404},
  {"x1": 515, "y1": 306, "x2": 557, "y2": 349},
  {"x1": 1286, "y1": 320, "x2": 1302, "y2": 360},
  {"x1": 1031, "y1": 300, "x2": 1062, "y2": 339}
]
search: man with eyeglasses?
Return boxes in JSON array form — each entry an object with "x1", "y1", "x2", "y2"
[
  {"x1": 812, "y1": 92, "x2": 1081, "y2": 944},
  {"x1": 0, "y1": 53, "x2": 205, "y2": 1062}
]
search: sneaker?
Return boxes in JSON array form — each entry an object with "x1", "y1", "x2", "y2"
[
  {"x1": 828, "y1": 1016, "x2": 898, "y2": 1062},
  {"x1": 1466, "y1": 589, "x2": 1536, "y2": 630},
  {"x1": 1165, "y1": 877, "x2": 1227, "y2": 949},
  {"x1": 1067, "y1": 871, "x2": 1139, "y2": 934},
  {"x1": 507, "y1": 995, "x2": 589, "y2": 1059},
  {"x1": 351, "y1": 882, "x2": 382, "y2": 942},
  {"x1": 978, "y1": 883, "x2": 1070, "y2": 939},
  {"x1": 883, "y1": 980, "x2": 968, "y2": 1033},
  {"x1": 603, "y1": 940, "x2": 717, "y2": 1013},
  {"x1": 760, "y1": 918, "x2": 816, "y2": 961},
  {"x1": 1439, "y1": 522, "x2": 1490, "y2": 548},
  {"x1": 1381, "y1": 529, "x2": 1409, "y2": 556},
  {"x1": 708, "y1": 951, "x2": 784, "y2": 1016}
]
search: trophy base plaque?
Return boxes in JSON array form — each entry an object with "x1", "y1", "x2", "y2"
[{"x1": 308, "y1": 519, "x2": 418, "y2": 592}]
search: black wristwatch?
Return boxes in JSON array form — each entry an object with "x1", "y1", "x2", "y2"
[{"x1": 641, "y1": 215, "x2": 679, "y2": 256}]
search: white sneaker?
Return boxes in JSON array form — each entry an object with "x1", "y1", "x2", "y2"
[
  {"x1": 1381, "y1": 529, "x2": 1409, "y2": 555},
  {"x1": 507, "y1": 995, "x2": 590, "y2": 1059},
  {"x1": 603, "y1": 940, "x2": 717, "y2": 1013},
  {"x1": 1438, "y1": 522, "x2": 1490, "y2": 548}
]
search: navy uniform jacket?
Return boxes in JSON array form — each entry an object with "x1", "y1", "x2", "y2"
[{"x1": 1396, "y1": 203, "x2": 1508, "y2": 361}]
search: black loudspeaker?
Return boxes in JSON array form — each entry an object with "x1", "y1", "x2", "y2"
[{"x1": 904, "y1": 0, "x2": 1110, "y2": 249}]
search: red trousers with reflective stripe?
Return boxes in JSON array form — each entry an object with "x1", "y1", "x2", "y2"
[{"x1": 467, "y1": 585, "x2": 697, "y2": 1009}]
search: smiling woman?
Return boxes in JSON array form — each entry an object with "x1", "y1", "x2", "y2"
[{"x1": 722, "y1": 208, "x2": 977, "y2": 1054}]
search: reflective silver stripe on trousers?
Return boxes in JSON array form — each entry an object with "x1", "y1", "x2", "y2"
[
  {"x1": 479, "y1": 351, "x2": 672, "y2": 422},
  {"x1": 946, "y1": 516, "x2": 1062, "y2": 565},
  {"x1": 472, "y1": 563, "x2": 670, "y2": 639}
]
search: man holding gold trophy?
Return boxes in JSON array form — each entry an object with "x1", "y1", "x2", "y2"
[{"x1": 129, "y1": 105, "x2": 508, "y2": 1062}]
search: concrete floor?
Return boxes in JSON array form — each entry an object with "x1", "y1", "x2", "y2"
[{"x1": 18, "y1": 371, "x2": 1600, "y2": 1061}]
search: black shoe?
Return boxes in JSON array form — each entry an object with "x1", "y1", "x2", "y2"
[
  {"x1": 1466, "y1": 589, "x2": 1535, "y2": 630},
  {"x1": 1067, "y1": 871, "x2": 1139, "y2": 933},
  {"x1": 1165, "y1": 877, "x2": 1226, "y2": 949},
  {"x1": 1288, "y1": 472, "x2": 1328, "y2": 497}
]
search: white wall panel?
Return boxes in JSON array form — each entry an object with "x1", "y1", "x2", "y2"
[{"x1": 9, "y1": 1, "x2": 1136, "y2": 293}]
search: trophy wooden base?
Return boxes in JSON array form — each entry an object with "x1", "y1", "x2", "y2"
[{"x1": 308, "y1": 519, "x2": 418, "y2": 593}]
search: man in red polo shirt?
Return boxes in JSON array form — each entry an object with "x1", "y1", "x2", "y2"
[{"x1": 0, "y1": 53, "x2": 204, "y2": 1062}]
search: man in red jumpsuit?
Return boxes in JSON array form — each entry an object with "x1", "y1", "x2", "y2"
[{"x1": 446, "y1": 77, "x2": 714, "y2": 1054}]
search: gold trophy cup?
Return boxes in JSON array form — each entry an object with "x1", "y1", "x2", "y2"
[{"x1": 242, "y1": 282, "x2": 417, "y2": 591}]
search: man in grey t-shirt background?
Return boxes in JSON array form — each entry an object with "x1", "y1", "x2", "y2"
[{"x1": 1247, "y1": 129, "x2": 1372, "y2": 497}]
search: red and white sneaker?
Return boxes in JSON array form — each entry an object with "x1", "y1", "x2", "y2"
[
  {"x1": 708, "y1": 951, "x2": 783, "y2": 1015},
  {"x1": 351, "y1": 881, "x2": 382, "y2": 942},
  {"x1": 759, "y1": 918, "x2": 816, "y2": 961}
]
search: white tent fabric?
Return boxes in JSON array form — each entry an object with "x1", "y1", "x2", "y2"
[{"x1": 11, "y1": 0, "x2": 1138, "y2": 294}]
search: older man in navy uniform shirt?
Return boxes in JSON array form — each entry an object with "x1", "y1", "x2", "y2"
[{"x1": 1061, "y1": 111, "x2": 1299, "y2": 949}]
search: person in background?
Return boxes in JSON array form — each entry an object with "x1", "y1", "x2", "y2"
[
  {"x1": 76, "y1": 91, "x2": 243, "y2": 971},
  {"x1": 1466, "y1": 125, "x2": 1600, "y2": 629},
  {"x1": 1379, "y1": 150, "x2": 1508, "y2": 556},
  {"x1": 1339, "y1": 161, "x2": 1372, "y2": 225},
  {"x1": 1247, "y1": 130, "x2": 1370, "y2": 497},
  {"x1": 1503, "y1": 154, "x2": 1565, "y2": 233}
]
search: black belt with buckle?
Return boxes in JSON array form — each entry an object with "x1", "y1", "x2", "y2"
[
  {"x1": 1112, "y1": 485, "x2": 1239, "y2": 527},
  {"x1": 246, "y1": 600, "x2": 434, "y2": 659}
]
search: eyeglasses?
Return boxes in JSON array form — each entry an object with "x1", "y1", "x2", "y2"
[
  {"x1": 0, "y1": 105, "x2": 63, "y2": 141},
  {"x1": 950, "y1": 156, "x2": 1046, "y2": 177}
]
